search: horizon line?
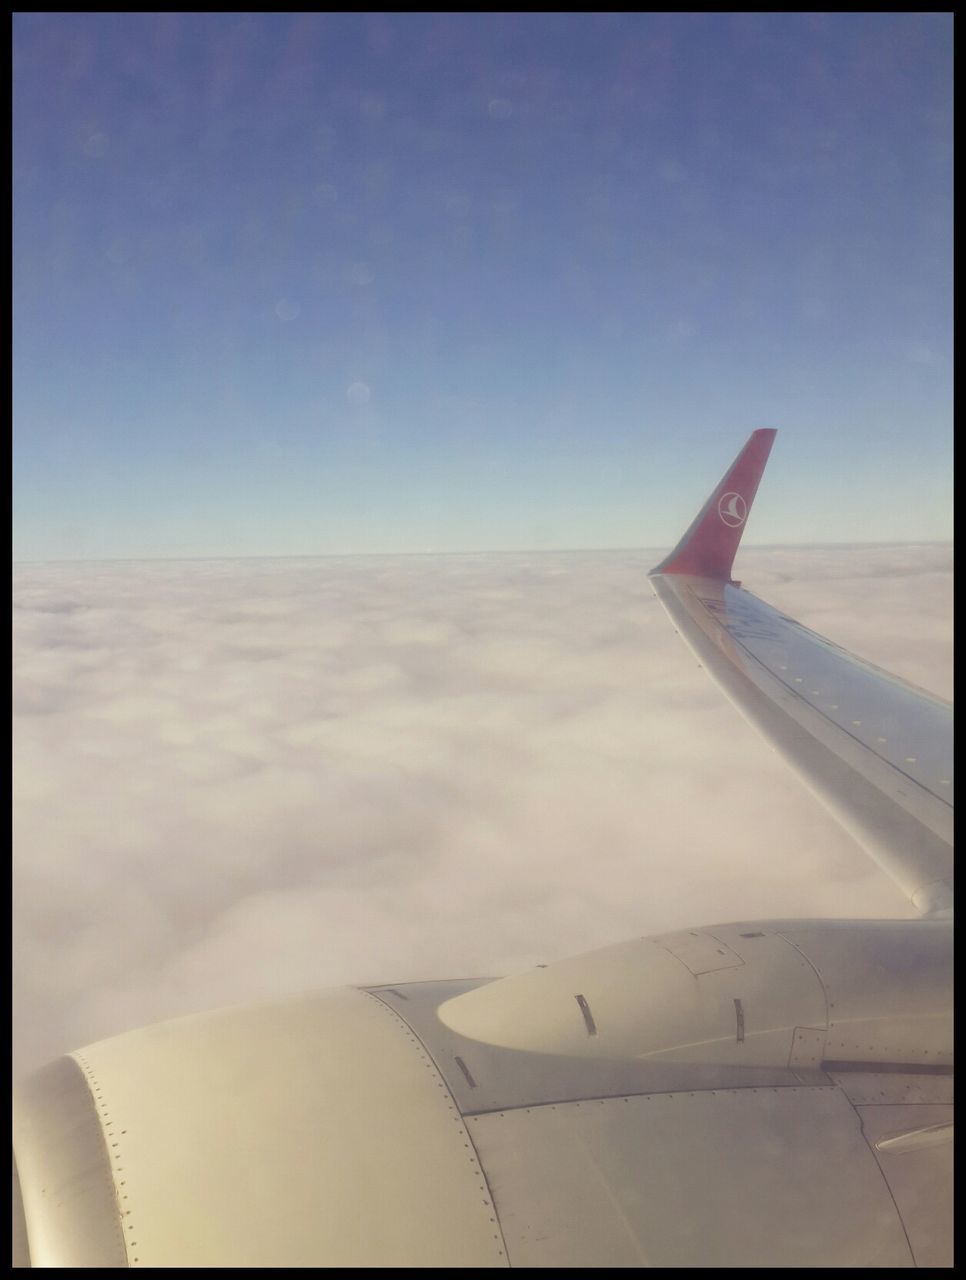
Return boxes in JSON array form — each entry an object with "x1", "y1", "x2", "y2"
[{"x1": 12, "y1": 539, "x2": 953, "y2": 568}]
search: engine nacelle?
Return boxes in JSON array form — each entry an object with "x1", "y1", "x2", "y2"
[{"x1": 14, "y1": 918, "x2": 952, "y2": 1267}]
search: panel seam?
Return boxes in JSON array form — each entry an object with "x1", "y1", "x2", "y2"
[{"x1": 363, "y1": 990, "x2": 510, "y2": 1266}]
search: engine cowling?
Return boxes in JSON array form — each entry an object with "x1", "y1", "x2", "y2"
[{"x1": 14, "y1": 919, "x2": 952, "y2": 1267}]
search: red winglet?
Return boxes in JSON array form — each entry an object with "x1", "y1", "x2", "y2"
[{"x1": 649, "y1": 429, "x2": 777, "y2": 580}]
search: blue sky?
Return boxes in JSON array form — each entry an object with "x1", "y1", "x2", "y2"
[{"x1": 13, "y1": 13, "x2": 952, "y2": 560}]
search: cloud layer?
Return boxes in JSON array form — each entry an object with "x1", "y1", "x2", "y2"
[{"x1": 13, "y1": 545, "x2": 952, "y2": 1074}]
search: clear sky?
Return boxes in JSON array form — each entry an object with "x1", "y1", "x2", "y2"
[{"x1": 13, "y1": 13, "x2": 952, "y2": 560}]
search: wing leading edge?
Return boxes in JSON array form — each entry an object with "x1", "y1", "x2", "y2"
[{"x1": 648, "y1": 431, "x2": 953, "y2": 917}]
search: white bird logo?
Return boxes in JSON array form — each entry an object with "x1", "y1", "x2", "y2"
[{"x1": 718, "y1": 491, "x2": 747, "y2": 527}]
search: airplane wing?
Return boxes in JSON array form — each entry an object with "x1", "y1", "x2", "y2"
[
  {"x1": 649, "y1": 429, "x2": 953, "y2": 917},
  {"x1": 14, "y1": 431, "x2": 952, "y2": 1268}
]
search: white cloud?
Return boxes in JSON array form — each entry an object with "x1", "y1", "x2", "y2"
[{"x1": 13, "y1": 546, "x2": 951, "y2": 1074}]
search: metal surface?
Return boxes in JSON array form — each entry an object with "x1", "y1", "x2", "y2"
[
  {"x1": 826, "y1": 1069, "x2": 953, "y2": 1107},
  {"x1": 369, "y1": 980, "x2": 804, "y2": 1115},
  {"x1": 467, "y1": 1087, "x2": 913, "y2": 1267},
  {"x1": 772, "y1": 920, "x2": 952, "y2": 1067},
  {"x1": 16, "y1": 989, "x2": 509, "y2": 1268},
  {"x1": 14, "y1": 1056, "x2": 128, "y2": 1267},
  {"x1": 437, "y1": 926, "x2": 829, "y2": 1069},
  {"x1": 15, "y1": 963, "x2": 952, "y2": 1267},
  {"x1": 874, "y1": 1120, "x2": 952, "y2": 1154},
  {"x1": 650, "y1": 573, "x2": 953, "y2": 913},
  {"x1": 436, "y1": 920, "x2": 950, "y2": 1083},
  {"x1": 857, "y1": 1105, "x2": 953, "y2": 1266}
]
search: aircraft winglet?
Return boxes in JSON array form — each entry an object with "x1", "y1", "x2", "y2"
[{"x1": 649, "y1": 428, "x2": 777, "y2": 580}]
